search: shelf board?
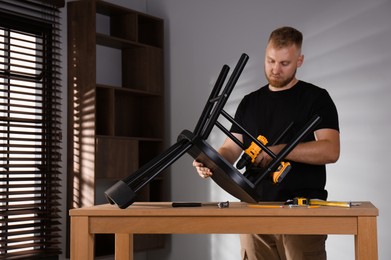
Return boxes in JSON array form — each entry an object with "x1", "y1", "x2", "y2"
[
  {"x1": 96, "y1": 135, "x2": 164, "y2": 142},
  {"x1": 96, "y1": 1, "x2": 163, "y2": 21},
  {"x1": 96, "y1": 33, "x2": 142, "y2": 49},
  {"x1": 96, "y1": 33, "x2": 162, "y2": 50},
  {"x1": 96, "y1": 0, "x2": 129, "y2": 15},
  {"x1": 96, "y1": 83, "x2": 162, "y2": 96}
]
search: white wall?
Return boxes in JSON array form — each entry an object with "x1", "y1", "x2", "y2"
[
  {"x1": 147, "y1": 0, "x2": 391, "y2": 260},
  {"x1": 60, "y1": 0, "x2": 391, "y2": 259}
]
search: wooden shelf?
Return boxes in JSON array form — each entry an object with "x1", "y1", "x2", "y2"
[
  {"x1": 94, "y1": 86, "x2": 164, "y2": 138},
  {"x1": 95, "y1": 0, "x2": 163, "y2": 47},
  {"x1": 67, "y1": 0, "x2": 166, "y2": 256}
]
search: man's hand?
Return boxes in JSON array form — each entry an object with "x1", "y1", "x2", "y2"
[
  {"x1": 192, "y1": 133, "x2": 243, "y2": 179},
  {"x1": 254, "y1": 144, "x2": 285, "y2": 168},
  {"x1": 193, "y1": 160, "x2": 212, "y2": 178}
]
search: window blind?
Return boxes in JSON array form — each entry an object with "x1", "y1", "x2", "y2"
[{"x1": 0, "y1": 0, "x2": 63, "y2": 259}]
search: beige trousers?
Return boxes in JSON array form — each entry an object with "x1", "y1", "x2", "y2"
[{"x1": 240, "y1": 234, "x2": 327, "y2": 260}]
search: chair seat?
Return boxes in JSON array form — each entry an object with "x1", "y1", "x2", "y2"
[{"x1": 179, "y1": 130, "x2": 260, "y2": 203}]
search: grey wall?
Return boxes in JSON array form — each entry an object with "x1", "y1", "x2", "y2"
[
  {"x1": 60, "y1": 0, "x2": 391, "y2": 259},
  {"x1": 147, "y1": 0, "x2": 391, "y2": 259}
]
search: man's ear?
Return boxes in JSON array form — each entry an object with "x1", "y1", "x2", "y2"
[{"x1": 297, "y1": 54, "x2": 304, "y2": 68}]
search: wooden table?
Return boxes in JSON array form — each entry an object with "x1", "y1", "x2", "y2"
[{"x1": 69, "y1": 201, "x2": 378, "y2": 260}]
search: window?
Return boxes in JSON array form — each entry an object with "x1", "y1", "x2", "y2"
[{"x1": 0, "y1": 1, "x2": 63, "y2": 259}]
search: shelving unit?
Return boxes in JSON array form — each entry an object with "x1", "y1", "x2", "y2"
[{"x1": 67, "y1": 0, "x2": 166, "y2": 255}]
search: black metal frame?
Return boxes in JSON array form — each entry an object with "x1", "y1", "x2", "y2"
[{"x1": 105, "y1": 53, "x2": 321, "y2": 208}]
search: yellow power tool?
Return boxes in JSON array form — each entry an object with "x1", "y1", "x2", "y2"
[
  {"x1": 236, "y1": 135, "x2": 291, "y2": 183},
  {"x1": 236, "y1": 135, "x2": 268, "y2": 169}
]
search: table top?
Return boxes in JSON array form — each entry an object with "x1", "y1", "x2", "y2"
[{"x1": 69, "y1": 201, "x2": 378, "y2": 217}]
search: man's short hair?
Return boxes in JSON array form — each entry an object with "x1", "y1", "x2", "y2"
[{"x1": 268, "y1": 26, "x2": 303, "y2": 49}]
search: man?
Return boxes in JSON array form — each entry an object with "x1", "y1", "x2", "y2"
[{"x1": 193, "y1": 26, "x2": 340, "y2": 260}]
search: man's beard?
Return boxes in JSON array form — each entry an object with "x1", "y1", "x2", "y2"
[{"x1": 265, "y1": 69, "x2": 297, "y2": 89}]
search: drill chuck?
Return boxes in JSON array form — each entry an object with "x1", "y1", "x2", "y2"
[{"x1": 236, "y1": 153, "x2": 252, "y2": 170}]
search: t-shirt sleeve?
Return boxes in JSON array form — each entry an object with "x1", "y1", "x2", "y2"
[{"x1": 313, "y1": 89, "x2": 339, "y2": 132}]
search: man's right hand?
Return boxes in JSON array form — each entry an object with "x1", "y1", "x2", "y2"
[{"x1": 192, "y1": 160, "x2": 212, "y2": 179}]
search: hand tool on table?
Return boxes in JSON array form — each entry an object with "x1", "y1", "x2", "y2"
[
  {"x1": 172, "y1": 201, "x2": 230, "y2": 208},
  {"x1": 247, "y1": 204, "x2": 284, "y2": 209},
  {"x1": 285, "y1": 197, "x2": 361, "y2": 208},
  {"x1": 309, "y1": 199, "x2": 361, "y2": 208}
]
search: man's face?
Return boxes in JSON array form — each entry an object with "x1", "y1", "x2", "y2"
[{"x1": 264, "y1": 42, "x2": 303, "y2": 89}]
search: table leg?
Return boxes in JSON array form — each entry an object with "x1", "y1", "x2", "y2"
[
  {"x1": 71, "y1": 216, "x2": 94, "y2": 260},
  {"x1": 115, "y1": 233, "x2": 134, "y2": 260},
  {"x1": 355, "y1": 217, "x2": 378, "y2": 260}
]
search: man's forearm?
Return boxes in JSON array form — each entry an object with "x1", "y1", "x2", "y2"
[
  {"x1": 217, "y1": 147, "x2": 239, "y2": 165},
  {"x1": 284, "y1": 140, "x2": 340, "y2": 165}
]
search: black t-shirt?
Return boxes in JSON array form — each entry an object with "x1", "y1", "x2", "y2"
[{"x1": 230, "y1": 80, "x2": 339, "y2": 201}]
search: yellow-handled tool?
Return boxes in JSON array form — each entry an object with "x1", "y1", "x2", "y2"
[
  {"x1": 309, "y1": 199, "x2": 352, "y2": 208},
  {"x1": 287, "y1": 197, "x2": 354, "y2": 208}
]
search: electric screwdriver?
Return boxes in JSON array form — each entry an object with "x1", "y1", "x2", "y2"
[
  {"x1": 236, "y1": 135, "x2": 268, "y2": 170},
  {"x1": 236, "y1": 135, "x2": 292, "y2": 183}
]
